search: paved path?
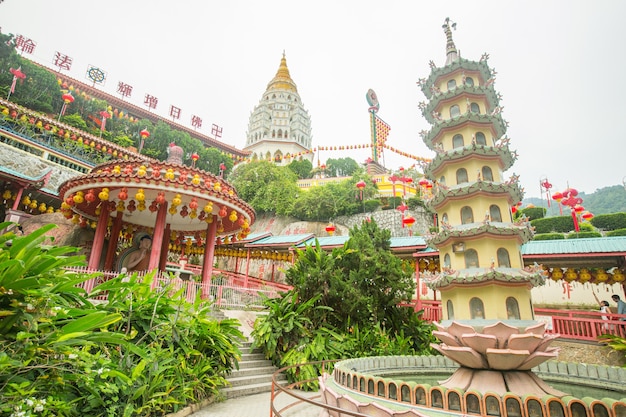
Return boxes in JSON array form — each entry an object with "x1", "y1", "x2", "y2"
[{"x1": 190, "y1": 390, "x2": 322, "y2": 417}]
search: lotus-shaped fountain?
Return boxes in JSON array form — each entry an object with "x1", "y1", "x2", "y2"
[{"x1": 432, "y1": 321, "x2": 567, "y2": 396}]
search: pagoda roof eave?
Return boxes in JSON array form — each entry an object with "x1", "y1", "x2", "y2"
[
  {"x1": 421, "y1": 85, "x2": 500, "y2": 124},
  {"x1": 420, "y1": 58, "x2": 493, "y2": 99},
  {"x1": 423, "y1": 265, "x2": 546, "y2": 290},
  {"x1": 424, "y1": 144, "x2": 515, "y2": 177},
  {"x1": 426, "y1": 180, "x2": 523, "y2": 210},
  {"x1": 422, "y1": 113, "x2": 507, "y2": 150},
  {"x1": 425, "y1": 222, "x2": 534, "y2": 247}
]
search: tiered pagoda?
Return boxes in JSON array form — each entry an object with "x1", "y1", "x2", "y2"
[
  {"x1": 243, "y1": 52, "x2": 314, "y2": 165},
  {"x1": 418, "y1": 19, "x2": 559, "y2": 396}
]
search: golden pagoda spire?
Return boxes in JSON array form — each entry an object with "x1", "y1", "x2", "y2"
[
  {"x1": 442, "y1": 17, "x2": 459, "y2": 66},
  {"x1": 266, "y1": 51, "x2": 298, "y2": 92}
]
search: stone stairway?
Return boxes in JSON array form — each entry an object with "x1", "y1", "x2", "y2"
[{"x1": 222, "y1": 339, "x2": 287, "y2": 399}]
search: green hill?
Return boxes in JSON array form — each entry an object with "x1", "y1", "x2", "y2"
[{"x1": 524, "y1": 185, "x2": 626, "y2": 216}]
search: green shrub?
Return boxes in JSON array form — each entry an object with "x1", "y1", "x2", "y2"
[
  {"x1": 363, "y1": 199, "x2": 381, "y2": 212},
  {"x1": 607, "y1": 228, "x2": 626, "y2": 237},
  {"x1": 590, "y1": 213, "x2": 626, "y2": 231},
  {"x1": 566, "y1": 231, "x2": 602, "y2": 239},
  {"x1": 520, "y1": 207, "x2": 546, "y2": 221},
  {"x1": 531, "y1": 216, "x2": 575, "y2": 233},
  {"x1": 533, "y1": 233, "x2": 565, "y2": 240}
]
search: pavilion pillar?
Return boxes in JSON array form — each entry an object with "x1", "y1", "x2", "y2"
[
  {"x1": 244, "y1": 248, "x2": 251, "y2": 287},
  {"x1": 11, "y1": 185, "x2": 26, "y2": 211},
  {"x1": 148, "y1": 201, "x2": 168, "y2": 271},
  {"x1": 103, "y1": 211, "x2": 123, "y2": 271},
  {"x1": 414, "y1": 257, "x2": 421, "y2": 312},
  {"x1": 158, "y1": 223, "x2": 171, "y2": 272},
  {"x1": 201, "y1": 217, "x2": 218, "y2": 294},
  {"x1": 87, "y1": 203, "x2": 111, "y2": 271}
]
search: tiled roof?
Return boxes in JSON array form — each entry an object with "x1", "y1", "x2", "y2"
[
  {"x1": 521, "y1": 237, "x2": 626, "y2": 255},
  {"x1": 245, "y1": 234, "x2": 314, "y2": 248}
]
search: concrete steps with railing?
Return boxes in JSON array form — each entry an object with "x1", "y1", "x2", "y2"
[{"x1": 222, "y1": 340, "x2": 287, "y2": 399}]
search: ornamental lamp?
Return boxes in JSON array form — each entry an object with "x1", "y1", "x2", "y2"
[{"x1": 325, "y1": 224, "x2": 336, "y2": 236}]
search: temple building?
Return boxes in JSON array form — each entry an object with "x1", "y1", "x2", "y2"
[
  {"x1": 243, "y1": 53, "x2": 314, "y2": 165},
  {"x1": 419, "y1": 19, "x2": 545, "y2": 325}
]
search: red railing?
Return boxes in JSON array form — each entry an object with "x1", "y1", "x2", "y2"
[{"x1": 411, "y1": 300, "x2": 626, "y2": 342}]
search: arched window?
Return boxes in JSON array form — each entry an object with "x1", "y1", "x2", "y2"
[
  {"x1": 465, "y1": 77, "x2": 475, "y2": 87},
  {"x1": 443, "y1": 253, "x2": 451, "y2": 268},
  {"x1": 490, "y1": 204, "x2": 502, "y2": 222},
  {"x1": 277, "y1": 129, "x2": 283, "y2": 138},
  {"x1": 470, "y1": 103, "x2": 480, "y2": 113},
  {"x1": 469, "y1": 297, "x2": 485, "y2": 319},
  {"x1": 506, "y1": 297, "x2": 520, "y2": 320},
  {"x1": 482, "y1": 166, "x2": 493, "y2": 181},
  {"x1": 475, "y1": 131, "x2": 487, "y2": 145},
  {"x1": 439, "y1": 176, "x2": 446, "y2": 185},
  {"x1": 447, "y1": 79, "x2": 457, "y2": 90},
  {"x1": 456, "y1": 168, "x2": 468, "y2": 184},
  {"x1": 465, "y1": 249, "x2": 479, "y2": 268},
  {"x1": 450, "y1": 105, "x2": 461, "y2": 118},
  {"x1": 442, "y1": 213, "x2": 449, "y2": 224},
  {"x1": 452, "y1": 134, "x2": 464, "y2": 148},
  {"x1": 497, "y1": 248, "x2": 511, "y2": 267},
  {"x1": 271, "y1": 130, "x2": 276, "y2": 138},
  {"x1": 461, "y1": 206, "x2": 474, "y2": 224}
]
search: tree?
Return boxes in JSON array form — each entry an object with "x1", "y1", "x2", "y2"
[
  {"x1": 287, "y1": 158, "x2": 313, "y2": 179},
  {"x1": 286, "y1": 219, "x2": 415, "y2": 330},
  {"x1": 228, "y1": 161, "x2": 300, "y2": 215},
  {"x1": 326, "y1": 157, "x2": 359, "y2": 177}
]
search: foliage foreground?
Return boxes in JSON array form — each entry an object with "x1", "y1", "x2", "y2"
[
  {"x1": 251, "y1": 220, "x2": 437, "y2": 389},
  {"x1": 0, "y1": 222, "x2": 243, "y2": 416}
]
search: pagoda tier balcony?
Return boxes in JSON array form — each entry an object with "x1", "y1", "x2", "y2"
[
  {"x1": 419, "y1": 84, "x2": 501, "y2": 125},
  {"x1": 420, "y1": 112, "x2": 507, "y2": 151},
  {"x1": 426, "y1": 220, "x2": 535, "y2": 248},
  {"x1": 422, "y1": 263, "x2": 546, "y2": 291},
  {"x1": 425, "y1": 142, "x2": 517, "y2": 178},
  {"x1": 426, "y1": 178, "x2": 523, "y2": 211},
  {"x1": 418, "y1": 57, "x2": 494, "y2": 100}
]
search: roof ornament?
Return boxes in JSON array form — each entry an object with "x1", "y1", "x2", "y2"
[{"x1": 442, "y1": 17, "x2": 459, "y2": 66}]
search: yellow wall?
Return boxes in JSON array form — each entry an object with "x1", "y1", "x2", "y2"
[
  {"x1": 433, "y1": 126, "x2": 498, "y2": 153},
  {"x1": 434, "y1": 158, "x2": 504, "y2": 184},
  {"x1": 442, "y1": 283, "x2": 534, "y2": 321},
  {"x1": 439, "y1": 196, "x2": 513, "y2": 225},
  {"x1": 439, "y1": 239, "x2": 524, "y2": 270}
]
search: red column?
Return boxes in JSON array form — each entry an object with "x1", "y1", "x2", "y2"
[
  {"x1": 414, "y1": 257, "x2": 421, "y2": 312},
  {"x1": 103, "y1": 211, "x2": 123, "y2": 271},
  {"x1": 159, "y1": 224, "x2": 170, "y2": 272},
  {"x1": 148, "y1": 201, "x2": 168, "y2": 271},
  {"x1": 11, "y1": 185, "x2": 25, "y2": 211},
  {"x1": 201, "y1": 217, "x2": 218, "y2": 286},
  {"x1": 244, "y1": 248, "x2": 251, "y2": 287},
  {"x1": 88, "y1": 204, "x2": 111, "y2": 271}
]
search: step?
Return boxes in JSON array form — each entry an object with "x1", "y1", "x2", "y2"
[
  {"x1": 226, "y1": 373, "x2": 276, "y2": 387},
  {"x1": 240, "y1": 352, "x2": 266, "y2": 361},
  {"x1": 229, "y1": 365, "x2": 279, "y2": 378},
  {"x1": 237, "y1": 359, "x2": 275, "y2": 369},
  {"x1": 222, "y1": 380, "x2": 284, "y2": 399}
]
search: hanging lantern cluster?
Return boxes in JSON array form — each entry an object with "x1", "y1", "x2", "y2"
[
  {"x1": 0, "y1": 103, "x2": 131, "y2": 160},
  {"x1": 551, "y1": 187, "x2": 593, "y2": 232},
  {"x1": 417, "y1": 258, "x2": 440, "y2": 273},
  {"x1": 547, "y1": 267, "x2": 625, "y2": 284},
  {"x1": 215, "y1": 248, "x2": 293, "y2": 262}
]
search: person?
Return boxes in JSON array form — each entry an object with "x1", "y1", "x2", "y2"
[
  {"x1": 125, "y1": 235, "x2": 152, "y2": 272},
  {"x1": 593, "y1": 290, "x2": 610, "y2": 330},
  {"x1": 611, "y1": 294, "x2": 626, "y2": 321}
]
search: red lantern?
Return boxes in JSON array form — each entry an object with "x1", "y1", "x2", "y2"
[
  {"x1": 552, "y1": 192, "x2": 563, "y2": 202},
  {"x1": 582, "y1": 211, "x2": 594, "y2": 221},
  {"x1": 574, "y1": 205, "x2": 585, "y2": 213},
  {"x1": 140, "y1": 129, "x2": 150, "y2": 140},
  {"x1": 356, "y1": 180, "x2": 366, "y2": 190},
  {"x1": 62, "y1": 92, "x2": 75, "y2": 104},
  {"x1": 402, "y1": 215, "x2": 416, "y2": 228},
  {"x1": 511, "y1": 206, "x2": 518, "y2": 214},
  {"x1": 325, "y1": 224, "x2": 336, "y2": 236},
  {"x1": 419, "y1": 178, "x2": 430, "y2": 187},
  {"x1": 219, "y1": 206, "x2": 228, "y2": 218}
]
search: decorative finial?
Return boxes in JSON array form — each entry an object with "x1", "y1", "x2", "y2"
[{"x1": 442, "y1": 17, "x2": 459, "y2": 66}]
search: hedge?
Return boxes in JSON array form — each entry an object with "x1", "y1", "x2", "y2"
[{"x1": 590, "y1": 213, "x2": 626, "y2": 231}]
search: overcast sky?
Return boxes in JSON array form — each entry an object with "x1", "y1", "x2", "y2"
[{"x1": 1, "y1": 0, "x2": 625, "y2": 199}]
